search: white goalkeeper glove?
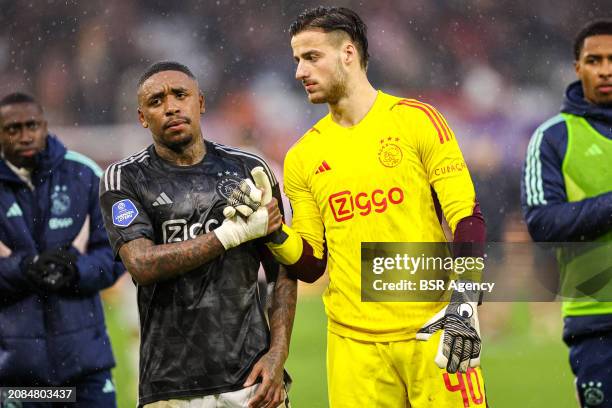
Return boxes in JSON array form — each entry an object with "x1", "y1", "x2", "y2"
[
  {"x1": 223, "y1": 178, "x2": 262, "y2": 218},
  {"x1": 214, "y1": 207, "x2": 269, "y2": 250},
  {"x1": 215, "y1": 167, "x2": 275, "y2": 250},
  {"x1": 416, "y1": 286, "x2": 481, "y2": 373},
  {"x1": 222, "y1": 167, "x2": 272, "y2": 218}
]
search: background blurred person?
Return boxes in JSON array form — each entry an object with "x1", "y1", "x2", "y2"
[
  {"x1": 0, "y1": 92, "x2": 124, "y2": 407},
  {"x1": 521, "y1": 20, "x2": 612, "y2": 408}
]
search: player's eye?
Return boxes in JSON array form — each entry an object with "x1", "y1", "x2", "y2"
[
  {"x1": 3, "y1": 125, "x2": 19, "y2": 135},
  {"x1": 149, "y1": 98, "x2": 161, "y2": 106},
  {"x1": 1, "y1": 122, "x2": 40, "y2": 135},
  {"x1": 25, "y1": 120, "x2": 40, "y2": 131}
]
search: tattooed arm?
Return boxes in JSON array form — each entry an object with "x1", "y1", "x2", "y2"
[
  {"x1": 268, "y1": 266, "x2": 298, "y2": 361},
  {"x1": 244, "y1": 267, "x2": 297, "y2": 408},
  {"x1": 118, "y1": 233, "x2": 225, "y2": 286},
  {"x1": 118, "y1": 200, "x2": 282, "y2": 286}
]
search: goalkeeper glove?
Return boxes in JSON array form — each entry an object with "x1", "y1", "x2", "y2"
[
  {"x1": 223, "y1": 167, "x2": 272, "y2": 218},
  {"x1": 222, "y1": 167, "x2": 304, "y2": 265},
  {"x1": 214, "y1": 207, "x2": 269, "y2": 250},
  {"x1": 416, "y1": 285, "x2": 481, "y2": 373},
  {"x1": 223, "y1": 178, "x2": 262, "y2": 218},
  {"x1": 222, "y1": 166, "x2": 272, "y2": 218}
]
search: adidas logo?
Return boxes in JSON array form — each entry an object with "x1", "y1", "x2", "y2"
[
  {"x1": 102, "y1": 378, "x2": 115, "y2": 394},
  {"x1": 6, "y1": 202, "x2": 23, "y2": 218},
  {"x1": 152, "y1": 192, "x2": 173, "y2": 207},
  {"x1": 315, "y1": 160, "x2": 332, "y2": 174},
  {"x1": 585, "y1": 144, "x2": 604, "y2": 156}
]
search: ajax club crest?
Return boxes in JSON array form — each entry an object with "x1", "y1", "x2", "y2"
[
  {"x1": 215, "y1": 171, "x2": 242, "y2": 200},
  {"x1": 378, "y1": 137, "x2": 403, "y2": 168},
  {"x1": 51, "y1": 185, "x2": 71, "y2": 216},
  {"x1": 581, "y1": 381, "x2": 605, "y2": 406}
]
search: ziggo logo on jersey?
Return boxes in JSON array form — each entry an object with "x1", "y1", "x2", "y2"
[
  {"x1": 162, "y1": 218, "x2": 219, "y2": 243},
  {"x1": 328, "y1": 187, "x2": 404, "y2": 222}
]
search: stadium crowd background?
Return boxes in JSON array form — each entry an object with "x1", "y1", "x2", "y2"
[
  {"x1": 0, "y1": 0, "x2": 609, "y2": 240},
  {"x1": 1, "y1": 1, "x2": 610, "y2": 406},
  {"x1": 2, "y1": 0, "x2": 610, "y2": 241}
]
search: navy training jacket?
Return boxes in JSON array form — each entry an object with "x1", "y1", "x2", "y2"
[
  {"x1": 0, "y1": 135, "x2": 124, "y2": 385},
  {"x1": 521, "y1": 81, "x2": 612, "y2": 242},
  {"x1": 520, "y1": 81, "x2": 612, "y2": 339}
]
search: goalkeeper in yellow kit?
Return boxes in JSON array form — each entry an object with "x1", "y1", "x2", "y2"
[
  {"x1": 279, "y1": 7, "x2": 489, "y2": 407},
  {"x1": 225, "y1": 6, "x2": 487, "y2": 408}
]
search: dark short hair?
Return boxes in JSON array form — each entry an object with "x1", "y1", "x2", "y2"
[
  {"x1": 289, "y1": 6, "x2": 369, "y2": 69},
  {"x1": 573, "y1": 19, "x2": 612, "y2": 60},
  {"x1": 138, "y1": 61, "x2": 196, "y2": 87},
  {"x1": 0, "y1": 92, "x2": 43, "y2": 112}
]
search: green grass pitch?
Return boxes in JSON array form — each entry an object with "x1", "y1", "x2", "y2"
[{"x1": 105, "y1": 296, "x2": 576, "y2": 407}]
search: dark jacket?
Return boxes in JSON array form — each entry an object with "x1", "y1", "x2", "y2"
[
  {"x1": 0, "y1": 135, "x2": 124, "y2": 385},
  {"x1": 521, "y1": 81, "x2": 612, "y2": 242},
  {"x1": 521, "y1": 81, "x2": 612, "y2": 339}
]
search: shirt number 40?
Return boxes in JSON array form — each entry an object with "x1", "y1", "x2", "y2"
[{"x1": 443, "y1": 367, "x2": 485, "y2": 407}]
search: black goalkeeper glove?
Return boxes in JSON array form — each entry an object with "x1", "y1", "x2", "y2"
[
  {"x1": 22, "y1": 247, "x2": 79, "y2": 292},
  {"x1": 416, "y1": 286, "x2": 481, "y2": 373}
]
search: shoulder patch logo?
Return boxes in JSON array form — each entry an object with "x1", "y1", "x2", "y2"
[
  {"x1": 112, "y1": 199, "x2": 139, "y2": 227},
  {"x1": 378, "y1": 137, "x2": 403, "y2": 167}
]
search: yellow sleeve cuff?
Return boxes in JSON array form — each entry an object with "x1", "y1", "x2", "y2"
[{"x1": 265, "y1": 224, "x2": 303, "y2": 265}]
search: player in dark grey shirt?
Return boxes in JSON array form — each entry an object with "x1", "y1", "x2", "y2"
[{"x1": 100, "y1": 61, "x2": 296, "y2": 408}]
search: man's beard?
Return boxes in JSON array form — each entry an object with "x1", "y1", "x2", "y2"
[
  {"x1": 162, "y1": 133, "x2": 194, "y2": 153},
  {"x1": 592, "y1": 94, "x2": 612, "y2": 106},
  {"x1": 2, "y1": 150, "x2": 40, "y2": 170},
  {"x1": 314, "y1": 60, "x2": 348, "y2": 105},
  {"x1": 19, "y1": 156, "x2": 39, "y2": 169}
]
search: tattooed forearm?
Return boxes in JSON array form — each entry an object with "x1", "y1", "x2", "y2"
[
  {"x1": 268, "y1": 266, "x2": 298, "y2": 359},
  {"x1": 118, "y1": 234, "x2": 225, "y2": 285}
]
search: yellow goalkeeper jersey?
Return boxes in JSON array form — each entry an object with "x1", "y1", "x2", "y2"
[{"x1": 284, "y1": 91, "x2": 478, "y2": 342}]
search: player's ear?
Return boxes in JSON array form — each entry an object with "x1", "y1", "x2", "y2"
[
  {"x1": 343, "y1": 42, "x2": 357, "y2": 66},
  {"x1": 574, "y1": 59, "x2": 581, "y2": 79},
  {"x1": 137, "y1": 108, "x2": 148, "y2": 128},
  {"x1": 199, "y1": 92, "x2": 205, "y2": 114}
]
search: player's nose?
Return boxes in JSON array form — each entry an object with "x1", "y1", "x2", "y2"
[
  {"x1": 17, "y1": 128, "x2": 34, "y2": 143},
  {"x1": 295, "y1": 61, "x2": 308, "y2": 81},
  {"x1": 599, "y1": 58, "x2": 612, "y2": 77},
  {"x1": 164, "y1": 97, "x2": 181, "y2": 115}
]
